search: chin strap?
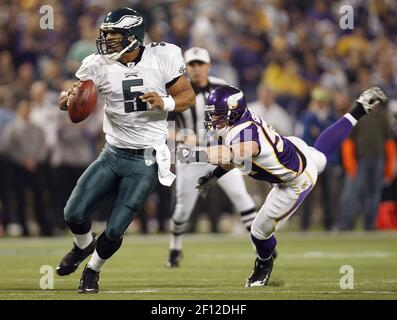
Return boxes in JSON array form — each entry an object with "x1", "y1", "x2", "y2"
[{"x1": 106, "y1": 38, "x2": 138, "y2": 61}]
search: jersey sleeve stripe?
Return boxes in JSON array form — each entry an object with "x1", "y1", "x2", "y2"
[{"x1": 166, "y1": 75, "x2": 181, "y2": 88}]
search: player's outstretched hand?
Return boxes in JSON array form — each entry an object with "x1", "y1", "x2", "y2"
[
  {"x1": 357, "y1": 87, "x2": 388, "y2": 114},
  {"x1": 195, "y1": 171, "x2": 217, "y2": 198}
]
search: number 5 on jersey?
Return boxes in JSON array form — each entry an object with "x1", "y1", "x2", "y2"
[{"x1": 122, "y1": 79, "x2": 147, "y2": 113}]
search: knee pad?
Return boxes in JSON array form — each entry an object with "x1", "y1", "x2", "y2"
[
  {"x1": 64, "y1": 201, "x2": 86, "y2": 225},
  {"x1": 64, "y1": 186, "x2": 91, "y2": 224},
  {"x1": 251, "y1": 214, "x2": 276, "y2": 240}
]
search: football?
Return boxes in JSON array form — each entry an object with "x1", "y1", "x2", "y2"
[{"x1": 68, "y1": 79, "x2": 97, "y2": 123}]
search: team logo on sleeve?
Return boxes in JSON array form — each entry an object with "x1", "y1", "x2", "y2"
[{"x1": 179, "y1": 65, "x2": 186, "y2": 74}]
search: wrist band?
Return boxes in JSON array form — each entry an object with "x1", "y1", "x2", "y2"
[
  {"x1": 213, "y1": 166, "x2": 228, "y2": 178},
  {"x1": 162, "y1": 96, "x2": 176, "y2": 111}
]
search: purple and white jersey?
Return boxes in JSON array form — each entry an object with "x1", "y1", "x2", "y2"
[{"x1": 225, "y1": 110, "x2": 306, "y2": 184}]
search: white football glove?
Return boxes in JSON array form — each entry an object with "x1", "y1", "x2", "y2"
[
  {"x1": 195, "y1": 171, "x2": 217, "y2": 198},
  {"x1": 175, "y1": 146, "x2": 209, "y2": 164},
  {"x1": 175, "y1": 145, "x2": 195, "y2": 164},
  {"x1": 357, "y1": 87, "x2": 388, "y2": 114}
]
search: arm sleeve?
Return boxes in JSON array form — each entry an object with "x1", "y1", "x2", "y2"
[{"x1": 213, "y1": 166, "x2": 229, "y2": 178}]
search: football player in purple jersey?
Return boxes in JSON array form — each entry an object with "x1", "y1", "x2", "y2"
[{"x1": 177, "y1": 85, "x2": 387, "y2": 287}]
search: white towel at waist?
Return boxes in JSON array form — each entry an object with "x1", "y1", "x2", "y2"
[{"x1": 145, "y1": 143, "x2": 175, "y2": 186}]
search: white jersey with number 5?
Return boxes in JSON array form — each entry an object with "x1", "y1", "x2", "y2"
[{"x1": 75, "y1": 42, "x2": 186, "y2": 149}]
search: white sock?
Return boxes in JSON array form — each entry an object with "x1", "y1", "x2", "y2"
[
  {"x1": 170, "y1": 234, "x2": 182, "y2": 251},
  {"x1": 72, "y1": 232, "x2": 93, "y2": 250},
  {"x1": 240, "y1": 211, "x2": 257, "y2": 231},
  {"x1": 87, "y1": 250, "x2": 106, "y2": 272}
]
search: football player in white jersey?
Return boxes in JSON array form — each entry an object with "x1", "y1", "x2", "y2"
[
  {"x1": 56, "y1": 7, "x2": 195, "y2": 293},
  {"x1": 177, "y1": 85, "x2": 387, "y2": 287},
  {"x1": 166, "y1": 47, "x2": 258, "y2": 267}
]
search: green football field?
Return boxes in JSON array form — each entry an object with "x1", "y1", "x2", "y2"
[{"x1": 0, "y1": 231, "x2": 396, "y2": 300}]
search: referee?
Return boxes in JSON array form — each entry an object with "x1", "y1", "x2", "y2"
[{"x1": 166, "y1": 47, "x2": 258, "y2": 267}]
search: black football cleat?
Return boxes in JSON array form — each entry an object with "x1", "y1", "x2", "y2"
[
  {"x1": 165, "y1": 249, "x2": 183, "y2": 268},
  {"x1": 245, "y1": 256, "x2": 274, "y2": 287},
  {"x1": 78, "y1": 265, "x2": 99, "y2": 294},
  {"x1": 56, "y1": 237, "x2": 96, "y2": 276}
]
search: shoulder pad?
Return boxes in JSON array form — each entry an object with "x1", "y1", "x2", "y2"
[
  {"x1": 225, "y1": 121, "x2": 257, "y2": 145},
  {"x1": 81, "y1": 53, "x2": 108, "y2": 68}
]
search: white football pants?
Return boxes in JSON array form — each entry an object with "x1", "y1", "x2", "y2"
[
  {"x1": 251, "y1": 136, "x2": 327, "y2": 240},
  {"x1": 171, "y1": 161, "x2": 256, "y2": 234}
]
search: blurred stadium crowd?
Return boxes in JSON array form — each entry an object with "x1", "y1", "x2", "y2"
[{"x1": 1, "y1": 0, "x2": 397, "y2": 237}]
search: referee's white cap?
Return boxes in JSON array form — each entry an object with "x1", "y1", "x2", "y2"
[{"x1": 184, "y1": 47, "x2": 211, "y2": 64}]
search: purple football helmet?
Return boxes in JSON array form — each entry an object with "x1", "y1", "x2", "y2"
[{"x1": 204, "y1": 86, "x2": 247, "y2": 134}]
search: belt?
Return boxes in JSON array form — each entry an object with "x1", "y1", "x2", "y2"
[{"x1": 113, "y1": 147, "x2": 156, "y2": 156}]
